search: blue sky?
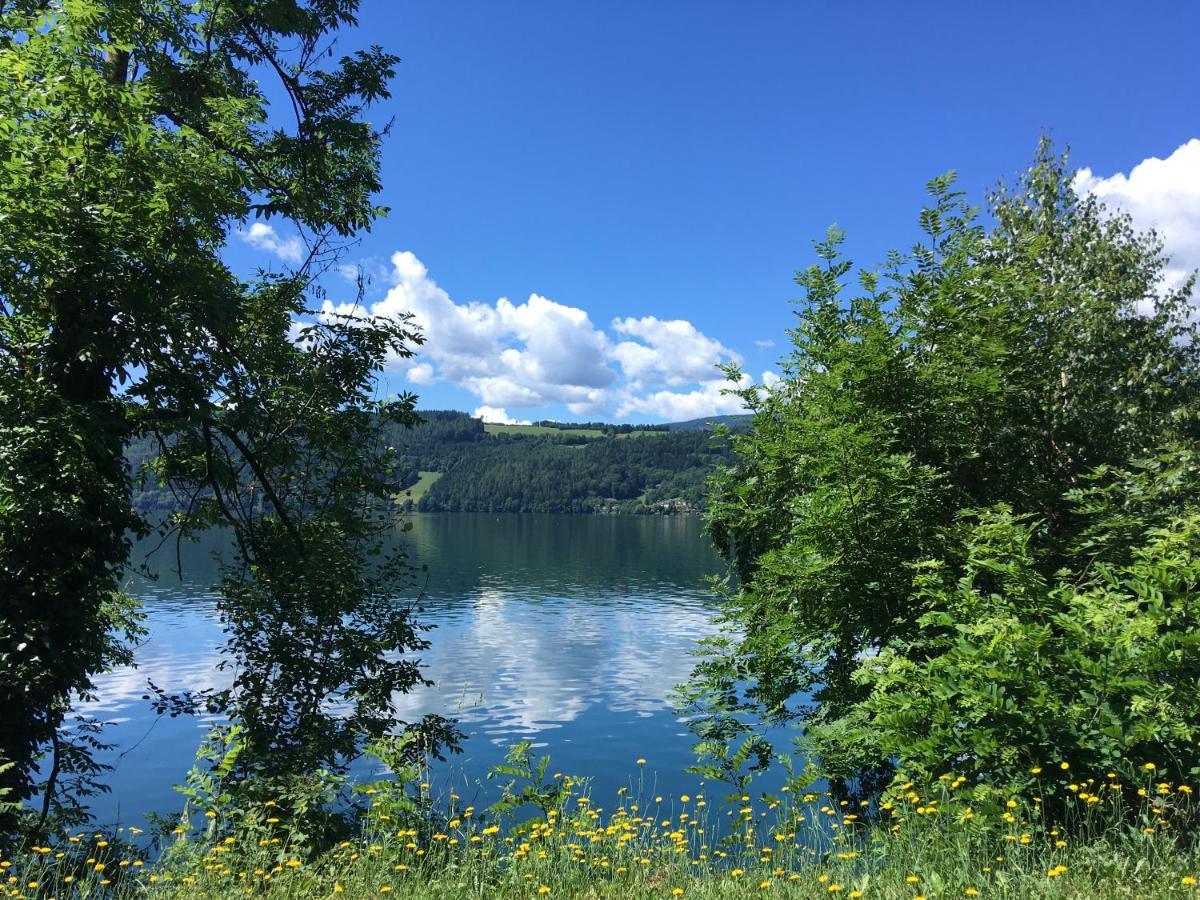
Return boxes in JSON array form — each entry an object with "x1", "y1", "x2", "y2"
[{"x1": 230, "y1": 0, "x2": 1200, "y2": 423}]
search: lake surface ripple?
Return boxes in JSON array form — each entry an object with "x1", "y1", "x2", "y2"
[{"x1": 82, "y1": 513, "x2": 732, "y2": 828}]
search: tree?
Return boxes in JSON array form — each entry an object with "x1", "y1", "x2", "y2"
[
  {"x1": 0, "y1": 0, "x2": 453, "y2": 834},
  {"x1": 690, "y1": 142, "x2": 1199, "y2": 797}
]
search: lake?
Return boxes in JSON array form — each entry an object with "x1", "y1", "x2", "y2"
[{"x1": 81, "y1": 513, "x2": 753, "y2": 829}]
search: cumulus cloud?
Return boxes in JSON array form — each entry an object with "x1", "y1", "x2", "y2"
[
  {"x1": 617, "y1": 373, "x2": 752, "y2": 421},
  {"x1": 238, "y1": 222, "x2": 305, "y2": 264},
  {"x1": 610, "y1": 316, "x2": 740, "y2": 387},
  {"x1": 473, "y1": 406, "x2": 531, "y2": 425},
  {"x1": 1073, "y1": 139, "x2": 1200, "y2": 292},
  {"x1": 324, "y1": 250, "x2": 756, "y2": 421},
  {"x1": 407, "y1": 362, "x2": 436, "y2": 385},
  {"x1": 754, "y1": 338, "x2": 776, "y2": 349}
]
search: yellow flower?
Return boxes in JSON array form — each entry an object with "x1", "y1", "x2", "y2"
[
  {"x1": 538, "y1": 887, "x2": 552, "y2": 895},
  {"x1": 636, "y1": 758, "x2": 646, "y2": 765},
  {"x1": 1145, "y1": 762, "x2": 1157, "y2": 771},
  {"x1": 732, "y1": 870, "x2": 744, "y2": 878},
  {"x1": 906, "y1": 875, "x2": 920, "y2": 884},
  {"x1": 759, "y1": 881, "x2": 771, "y2": 890},
  {"x1": 966, "y1": 890, "x2": 979, "y2": 897},
  {"x1": 1183, "y1": 876, "x2": 1197, "y2": 886},
  {"x1": 1059, "y1": 762, "x2": 1070, "y2": 770},
  {"x1": 334, "y1": 885, "x2": 344, "y2": 894},
  {"x1": 672, "y1": 890, "x2": 684, "y2": 897},
  {"x1": 1030, "y1": 766, "x2": 1042, "y2": 774},
  {"x1": 828, "y1": 886, "x2": 842, "y2": 893},
  {"x1": 380, "y1": 887, "x2": 392, "y2": 894}
]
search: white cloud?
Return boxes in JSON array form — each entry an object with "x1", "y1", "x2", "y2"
[
  {"x1": 472, "y1": 406, "x2": 531, "y2": 425},
  {"x1": 238, "y1": 221, "x2": 305, "y2": 265},
  {"x1": 610, "y1": 316, "x2": 740, "y2": 387},
  {"x1": 407, "y1": 362, "x2": 436, "y2": 385},
  {"x1": 761, "y1": 369, "x2": 781, "y2": 388},
  {"x1": 1073, "y1": 139, "x2": 1200, "y2": 292},
  {"x1": 755, "y1": 339, "x2": 776, "y2": 349},
  {"x1": 617, "y1": 373, "x2": 751, "y2": 421},
  {"x1": 324, "y1": 250, "x2": 757, "y2": 421}
]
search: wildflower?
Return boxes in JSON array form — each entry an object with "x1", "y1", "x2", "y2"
[
  {"x1": 672, "y1": 889, "x2": 684, "y2": 896},
  {"x1": 966, "y1": 890, "x2": 979, "y2": 896},
  {"x1": 759, "y1": 881, "x2": 771, "y2": 890},
  {"x1": 538, "y1": 887, "x2": 551, "y2": 895},
  {"x1": 1059, "y1": 762, "x2": 1069, "y2": 770},
  {"x1": 732, "y1": 870, "x2": 744, "y2": 878},
  {"x1": 828, "y1": 885, "x2": 842, "y2": 893},
  {"x1": 906, "y1": 875, "x2": 920, "y2": 884},
  {"x1": 380, "y1": 887, "x2": 392, "y2": 894},
  {"x1": 636, "y1": 758, "x2": 646, "y2": 765},
  {"x1": 1030, "y1": 766, "x2": 1042, "y2": 774},
  {"x1": 1183, "y1": 876, "x2": 1197, "y2": 886}
]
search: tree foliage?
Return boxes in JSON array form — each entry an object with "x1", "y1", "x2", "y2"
[
  {"x1": 0, "y1": 0, "x2": 452, "y2": 834},
  {"x1": 692, "y1": 142, "x2": 1200, "y2": 797}
]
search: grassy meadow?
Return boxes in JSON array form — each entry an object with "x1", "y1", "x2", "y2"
[{"x1": 5, "y1": 759, "x2": 1199, "y2": 899}]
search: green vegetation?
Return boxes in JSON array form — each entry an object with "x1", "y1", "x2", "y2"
[
  {"x1": 3, "y1": 0, "x2": 1198, "y2": 896},
  {"x1": 128, "y1": 411, "x2": 735, "y2": 516},
  {"x1": 401, "y1": 472, "x2": 445, "y2": 505},
  {"x1": 483, "y1": 423, "x2": 605, "y2": 438},
  {"x1": 2, "y1": 748, "x2": 1199, "y2": 898},
  {"x1": 692, "y1": 143, "x2": 1200, "y2": 801},
  {"x1": 397, "y1": 412, "x2": 731, "y2": 514},
  {"x1": 0, "y1": 0, "x2": 454, "y2": 835}
]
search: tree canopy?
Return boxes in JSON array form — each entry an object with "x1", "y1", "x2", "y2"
[
  {"x1": 0, "y1": 0, "x2": 452, "y2": 834},
  {"x1": 691, "y1": 143, "x2": 1200, "y2": 799}
]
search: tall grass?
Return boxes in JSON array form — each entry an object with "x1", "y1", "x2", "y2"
[{"x1": 4, "y1": 755, "x2": 1198, "y2": 898}]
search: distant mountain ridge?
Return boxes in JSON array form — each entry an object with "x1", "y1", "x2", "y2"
[
  {"x1": 666, "y1": 414, "x2": 753, "y2": 432},
  {"x1": 127, "y1": 410, "x2": 738, "y2": 516}
]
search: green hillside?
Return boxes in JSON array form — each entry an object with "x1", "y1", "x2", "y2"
[
  {"x1": 392, "y1": 411, "x2": 732, "y2": 514},
  {"x1": 127, "y1": 411, "x2": 736, "y2": 516}
]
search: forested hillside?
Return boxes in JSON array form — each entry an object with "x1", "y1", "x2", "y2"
[{"x1": 128, "y1": 411, "x2": 735, "y2": 516}]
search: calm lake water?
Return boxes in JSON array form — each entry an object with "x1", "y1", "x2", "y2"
[{"x1": 81, "y1": 513, "x2": 749, "y2": 829}]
